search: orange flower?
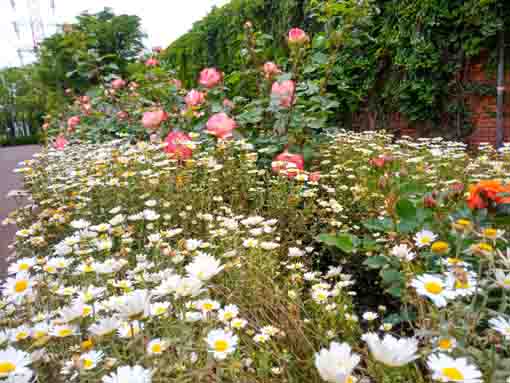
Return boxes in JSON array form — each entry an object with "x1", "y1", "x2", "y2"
[{"x1": 467, "y1": 180, "x2": 510, "y2": 209}]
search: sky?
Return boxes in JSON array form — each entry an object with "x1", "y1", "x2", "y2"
[{"x1": 1, "y1": 0, "x2": 231, "y2": 68}]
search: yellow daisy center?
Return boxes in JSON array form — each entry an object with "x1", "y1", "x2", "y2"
[
  {"x1": 483, "y1": 228, "x2": 498, "y2": 238},
  {"x1": 202, "y1": 303, "x2": 214, "y2": 311},
  {"x1": 447, "y1": 258, "x2": 462, "y2": 265},
  {"x1": 442, "y1": 367, "x2": 464, "y2": 381},
  {"x1": 438, "y1": 338, "x2": 452, "y2": 350},
  {"x1": 82, "y1": 307, "x2": 92, "y2": 317},
  {"x1": 83, "y1": 265, "x2": 94, "y2": 273},
  {"x1": 455, "y1": 280, "x2": 469, "y2": 289},
  {"x1": 424, "y1": 281, "x2": 443, "y2": 295},
  {"x1": 44, "y1": 266, "x2": 56, "y2": 273},
  {"x1": 456, "y1": 219, "x2": 471, "y2": 227},
  {"x1": 346, "y1": 376, "x2": 355, "y2": 383},
  {"x1": 476, "y1": 243, "x2": 493, "y2": 253},
  {"x1": 57, "y1": 328, "x2": 73, "y2": 337},
  {"x1": 82, "y1": 359, "x2": 94, "y2": 369},
  {"x1": 14, "y1": 280, "x2": 28, "y2": 293},
  {"x1": 34, "y1": 331, "x2": 46, "y2": 339},
  {"x1": 214, "y1": 339, "x2": 229, "y2": 352},
  {"x1": 420, "y1": 236, "x2": 431, "y2": 244},
  {"x1": 151, "y1": 343, "x2": 163, "y2": 353},
  {"x1": 81, "y1": 340, "x2": 93, "y2": 350},
  {"x1": 15, "y1": 331, "x2": 29, "y2": 341},
  {"x1": 223, "y1": 312, "x2": 234, "y2": 320},
  {"x1": 503, "y1": 279, "x2": 510, "y2": 287},
  {"x1": 0, "y1": 362, "x2": 16, "y2": 374},
  {"x1": 18, "y1": 263, "x2": 30, "y2": 271},
  {"x1": 155, "y1": 307, "x2": 166, "y2": 315},
  {"x1": 431, "y1": 241, "x2": 449, "y2": 254}
]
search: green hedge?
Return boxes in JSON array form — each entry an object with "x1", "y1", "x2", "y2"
[{"x1": 0, "y1": 134, "x2": 41, "y2": 147}]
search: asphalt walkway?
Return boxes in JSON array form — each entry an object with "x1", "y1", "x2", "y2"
[{"x1": 0, "y1": 145, "x2": 40, "y2": 274}]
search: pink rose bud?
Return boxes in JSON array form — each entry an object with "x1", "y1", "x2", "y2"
[
  {"x1": 164, "y1": 131, "x2": 193, "y2": 160},
  {"x1": 271, "y1": 80, "x2": 296, "y2": 108},
  {"x1": 263, "y1": 62, "x2": 281, "y2": 79},
  {"x1": 223, "y1": 98, "x2": 234, "y2": 109},
  {"x1": 206, "y1": 113, "x2": 237, "y2": 140},
  {"x1": 111, "y1": 78, "x2": 126, "y2": 89},
  {"x1": 272, "y1": 151, "x2": 305, "y2": 178},
  {"x1": 54, "y1": 135, "x2": 68, "y2": 150},
  {"x1": 67, "y1": 116, "x2": 80, "y2": 131},
  {"x1": 81, "y1": 104, "x2": 92, "y2": 114},
  {"x1": 199, "y1": 68, "x2": 223, "y2": 88},
  {"x1": 170, "y1": 79, "x2": 182, "y2": 89},
  {"x1": 142, "y1": 110, "x2": 167, "y2": 130},
  {"x1": 309, "y1": 171, "x2": 321, "y2": 182},
  {"x1": 185, "y1": 89, "x2": 206, "y2": 106},
  {"x1": 145, "y1": 58, "x2": 159, "y2": 67},
  {"x1": 116, "y1": 111, "x2": 129, "y2": 120},
  {"x1": 288, "y1": 28, "x2": 309, "y2": 45}
]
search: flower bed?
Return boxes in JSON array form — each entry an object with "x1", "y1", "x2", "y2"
[{"x1": 2, "y1": 132, "x2": 510, "y2": 382}]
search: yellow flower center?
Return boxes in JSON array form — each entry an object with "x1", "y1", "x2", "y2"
[
  {"x1": 19, "y1": 263, "x2": 30, "y2": 271},
  {"x1": 503, "y1": 279, "x2": 510, "y2": 287},
  {"x1": 346, "y1": 376, "x2": 355, "y2": 383},
  {"x1": 424, "y1": 281, "x2": 443, "y2": 295},
  {"x1": 15, "y1": 331, "x2": 29, "y2": 341},
  {"x1": 223, "y1": 312, "x2": 234, "y2": 320},
  {"x1": 483, "y1": 228, "x2": 498, "y2": 238},
  {"x1": 202, "y1": 303, "x2": 214, "y2": 311},
  {"x1": 82, "y1": 359, "x2": 94, "y2": 369},
  {"x1": 438, "y1": 338, "x2": 452, "y2": 350},
  {"x1": 14, "y1": 280, "x2": 28, "y2": 293},
  {"x1": 83, "y1": 265, "x2": 94, "y2": 273},
  {"x1": 155, "y1": 307, "x2": 166, "y2": 315},
  {"x1": 431, "y1": 241, "x2": 449, "y2": 254},
  {"x1": 455, "y1": 280, "x2": 470, "y2": 289},
  {"x1": 57, "y1": 328, "x2": 73, "y2": 337},
  {"x1": 81, "y1": 340, "x2": 93, "y2": 350},
  {"x1": 475, "y1": 243, "x2": 493, "y2": 253},
  {"x1": 214, "y1": 339, "x2": 229, "y2": 352},
  {"x1": 456, "y1": 219, "x2": 471, "y2": 227},
  {"x1": 151, "y1": 343, "x2": 163, "y2": 353},
  {"x1": 82, "y1": 307, "x2": 92, "y2": 317},
  {"x1": 447, "y1": 258, "x2": 462, "y2": 265},
  {"x1": 420, "y1": 236, "x2": 431, "y2": 244},
  {"x1": 44, "y1": 266, "x2": 56, "y2": 273},
  {"x1": 442, "y1": 367, "x2": 464, "y2": 381},
  {"x1": 34, "y1": 331, "x2": 46, "y2": 339},
  {"x1": 0, "y1": 362, "x2": 16, "y2": 374}
]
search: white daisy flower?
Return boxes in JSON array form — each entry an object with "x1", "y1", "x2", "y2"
[
  {"x1": 434, "y1": 337, "x2": 457, "y2": 353},
  {"x1": 117, "y1": 321, "x2": 143, "y2": 339},
  {"x1": 80, "y1": 350, "x2": 104, "y2": 370},
  {"x1": 49, "y1": 324, "x2": 78, "y2": 338},
  {"x1": 7, "y1": 258, "x2": 36, "y2": 274},
  {"x1": 414, "y1": 230, "x2": 437, "y2": 248},
  {"x1": 89, "y1": 317, "x2": 121, "y2": 337},
  {"x1": 147, "y1": 338, "x2": 169, "y2": 355},
  {"x1": 115, "y1": 290, "x2": 151, "y2": 320},
  {"x1": 2, "y1": 273, "x2": 35, "y2": 304},
  {"x1": 411, "y1": 274, "x2": 454, "y2": 307},
  {"x1": 362, "y1": 332, "x2": 419, "y2": 367},
  {"x1": 494, "y1": 270, "x2": 510, "y2": 289},
  {"x1": 427, "y1": 353, "x2": 482, "y2": 383},
  {"x1": 0, "y1": 347, "x2": 31, "y2": 378},
  {"x1": 185, "y1": 253, "x2": 224, "y2": 281},
  {"x1": 314, "y1": 342, "x2": 360, "y2": 383},
  {"x1": 218, "y1": 305, "x2": 239, "y2": 322},
  {"x1": 489, "y1": 316, "x2": 510, "y2": 340},
  {"x1": 205, "y1": 329, "x2": 238, "y2": 360},
  {"x1": 390, "y1": 244, "x2": 416, "y2": 261},
  {"x1": 102, "y1": 365, "x2": 152, "y2": 383}
]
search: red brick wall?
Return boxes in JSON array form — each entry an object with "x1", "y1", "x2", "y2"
[
  {"x1": 353, "y1": 52, "x2": 509, "y2": 146},
  {"x1": 465, "y1": 55, "x2": 510, "y2": 146}
]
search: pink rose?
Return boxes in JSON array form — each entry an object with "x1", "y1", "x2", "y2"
[
  {"x1": 263, "y1": 62, "x2": 281, "y2": 79},
  {"x1": 54, "y1": 135, "x2": 68, "y2": 150},
  {"x1": 309, "y1": 171, "x2": 321, "y2": 183},
  {"x1": 145, "y1": 58, "x2": 159, "y2": 67},
  {"x1": 111, "y1": 78, "x2": 126, "y2": 89},
  {"x1": 67, "y1": 116, "x2": 80, "y2": 131},
  {"x1": 199, "y1": 68, "x2": 223, "y2": 88},
  {"x1": 142, "y1": 110, "x2": 167, "y2": 130},
  {"x1": 170, "y1": 79, "x2": 182, "y2": 89},
  {"x1": 272, "y1": 151, "x2": 305, "y2": 178},
  {"x1": 206, "y1": 113, "x2": 237, "y2": 140},
  {"x1": 223, "y1": 98, "x2": 234, "y2": 109},
  {"x1": 164, "y1": 131, "x2": 193, "y2": 160},
  {"x1": 116, "y1": 111, "x2": 129, "y2": 120},
  {"x1": 288, "y1": 28, "x2": 309, "y2": 45},
  {"x1": 185, "y1": 89, "x2": 206, "y2": 107},
  {"x1": 81, "y1": 104, "x2": 92, "y2": 115},
  {"x1": 271, "y1": 80, "x2": 296, "y2": 108}
]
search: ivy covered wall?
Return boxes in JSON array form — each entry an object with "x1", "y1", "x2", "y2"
[{"x1": 163, "y1": 0, "x2": 509, "y2": 139}]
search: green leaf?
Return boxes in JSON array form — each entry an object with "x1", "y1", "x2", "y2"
[
  {"x1": 381, "y1": 269, "x2": 403, "y2": 283},
  {"x1": 387, "y1": 286, "x2": 403, "y2": 298},
  {"x1": 363, "y1": 256, "x2": 387, "y2": 269},
  {"x1": 363, "y1": 217, "x2": 393, "y2": 232},
  {"x1": 396, "y1": 199, "x2": 417, "y2": 220},
  {"x1": 316, "y1": 233, "x2": 359, "y2": 253}
]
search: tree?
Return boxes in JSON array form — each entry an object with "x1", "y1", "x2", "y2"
[{"x1": 37, "y1": 8, "x2": 146, "y2": 95}]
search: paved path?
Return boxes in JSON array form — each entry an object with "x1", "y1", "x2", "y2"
[{"x1": 0, "y1": 145, "x2": 40, "y2": 274}]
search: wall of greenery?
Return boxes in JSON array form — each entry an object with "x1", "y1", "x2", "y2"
[{"x1": 163, "y1": 0, "x2": 509, "y2": 138}]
